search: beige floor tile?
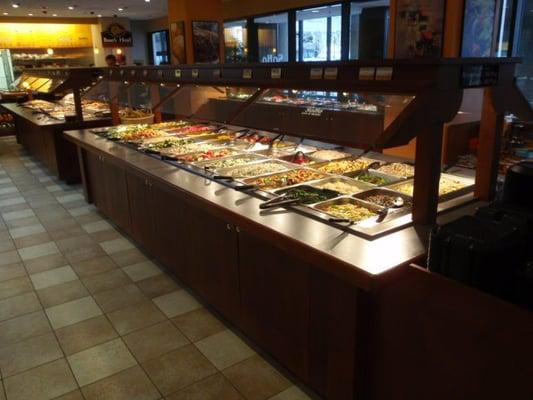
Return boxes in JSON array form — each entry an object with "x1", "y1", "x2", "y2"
[
  {"x1": 123, "y1": 320, "x2": 189, "y2": 363},
  {"x1": 67, "y1": 338, "x2": 137, "y2": 387},
  {"x1": 64, "y1": 244, "x2": 108, "y2": 264},
  {"x1": 48, "y1": 225, "x2": 87, "y2": 241},
  {"x1": 123, "y1": 260, "x2": 162, "y2": 282},
  {"x1": 0, "y1": 310, "x2": 51, "y2": 347},
  {"x1": 23, "y1": 252, "x2": 68, "y2": 274},
  {"x1": 223, "y1": 356, "x2": 291, "y2": 400},
  {"x1": 268, "y1": 386, "x2": 313, "y2": 400},
  {"x1": 0, "y1": 275, "x2": 33, "y2": 300},
  {"x1": 172, "y1": 308, "x2": 225, "y2": 342},
  {"x1": 166, "y1": 374, "x2": 243, "y2": 400},
  {"x1": 109, "y1": 248, "x2": 148, "y2": 267},
  {"x1": 93, "y1": 283, "x2": 147, "y2": 313},
  {"x1": 82, "y1": 269, "x2": 132, "y2": 294},
  {"x1": 0, "y1": 332, "x2": 63, "y2": 377},
  {"x1": 42, "y1": 218, "x2": 80, "y2": 234},
  {"x1": 107, "y1": 301, "x2": 167, "y2": 335},
  {"x1": 81, "y1": 365, "x2": 160, "y2": 400},
  {"x1": 3, "y1": 358, "x2": 77, "y2": 400},
  {"x1": 137, "y1": 274, "x2": 180, "y2": 298},
  {"x1": 75, "y1": 212, "x2": 104, "y2": 225},
  {"x1": 14, "y1": 231, "x2": 53, "y2": 249},
  {"x1": 37, "y1": 279, "x2": 89, "y2": 308},
  {"x1": 153, "y1": 290, "x2": 202, "y2": 318},
  {"x1": 18, "y1": 241, "x2": 60, "y2": 261},
  {"x1": 70, "y1": 255, "x2": 116, "y2": 278},
  {"x1": 0, "y1": 250, "x2": 20, "y2": 267},
  {"x1": 0, "y1": 292, "x2": 41, "y2": 322},
  {"x1": 6, "y1": 216, "x2": 41, "y2": 229},
  {"x1": 100, "y1": 238, "x2": 135, "y2": 255},
  {"x1": 9, "y1": 223, "x2": 45, "y2": 239},
  {"x1": 82, "y1": 220, "x2": 113, "y2": 234},
  {"x1": 0, "y1": 380, "x2": 4, "y2": 400},
  {"x1": 90, "y1": 228, "x2": 121, "y2": 243},
  {"x1": 53, "y1": 389, "x2": 85, "y2": 400},
  {"x1": 0, "y1": 196, "x2": 25, "y2": 208},
  {"x1": 56, "y1": 193, "x2": 84, "y2": 204},
  {"x1": 56, "y1": 315, "x2": 118, "y2": 356},
  {"x1": 195, "y1": 330, "x2": 255, "y2": 370},
  {"x1": 68, "y1": 206, "x2": 93, "y2": 218},
  {"x1": 56, "y1": 235, "x2": 96, "y2": 253},
  {"x1": 1, "y1": 208, "x2": 33, "y2": 222},
  {"x1": 30, "y1": 265, "x2": 78, "y2": 290},
  {"x1": 0, "y1": 239, "x2": 15, "y2": 253},
  {"x1": 142, "y1": 345, "x2": 217, "y2": 396},
  {"x1": 46, "y1": 296, "x2": 103, "y2": 330},
  {"x1": 0, "y1": 187, "x2": 17, "y2": 196}
]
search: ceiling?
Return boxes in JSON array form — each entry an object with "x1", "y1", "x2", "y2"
[{"x1": 0, "y1": 0, "x2": 168, "y2": 20}]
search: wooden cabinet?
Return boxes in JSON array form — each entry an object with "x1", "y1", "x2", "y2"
[
  {"x1": 183, "y1": 204, "x2": 239, "y2": 323},
  {"x1": 84, "y1": 150, "x2": 131, "y2": 235},
  {"x1": 238, "y1": 229, "x2": 311, "y2": 382},
  {"x1": 126, "y1": 171, "x2": 156, "y2": 254}
]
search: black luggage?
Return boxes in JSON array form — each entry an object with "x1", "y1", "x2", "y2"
[{"x1": 428, "y1": 215, "x2": 525, "y2": 301}]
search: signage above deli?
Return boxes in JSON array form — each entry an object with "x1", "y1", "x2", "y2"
[{"x1": 101, "y1": 23, "x2": 133, "y2": 47}]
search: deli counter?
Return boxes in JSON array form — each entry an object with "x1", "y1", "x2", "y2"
[{"x1": 64, "y1": 60, "x2": 533, "y2": 399}]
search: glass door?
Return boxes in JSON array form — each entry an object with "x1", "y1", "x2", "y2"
[{"x1": 150, "y1": 30, "x2": 170, "y2": 65}]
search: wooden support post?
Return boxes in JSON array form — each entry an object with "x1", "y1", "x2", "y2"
[
  {"x1": 150, "y1": 84, "x2": 162, "y2": 123},
  {"x1": 412, "y1": 123, "x2": 444, "y2": 225},
  {"x1": 73, "y1": 89, "x2": 84, "y2": 123},
  {"x1": 475, "y1": 87, "x2": 504, "y2": 201}
]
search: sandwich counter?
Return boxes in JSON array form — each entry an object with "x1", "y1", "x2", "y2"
[
  {"x1": 2, "y1": 68, "x2": 111, "y2": 182},
  {"x1": 64, "y1": 60, "x2": 533, "y2": 399}
]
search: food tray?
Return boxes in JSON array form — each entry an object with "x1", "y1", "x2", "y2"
[
  {"x1": 354, "y1": 170, "x2": 403, "y2": 186},
  {"x1": 194, "y1": 153, "x2": 266, "y2": 170},
  {"x1": 243, "y1": 168, "x2": 328, "y2": 192},
  {"x1": 308, "y1": 149, "x2": 351, "y2": 162},
  {"x1": 385, "y1": 173, "x2": 474, "y2": 202},
  {"x1": 310, "y1": 177, "x2": 372, "y2": 195},
  {"x1": 353, "y1": 188, "x2": 412, "y2": 211},
  {"x1": 372, "y1": 162, "x2": 415, "y2": 178},
  {"x1": 216, "y1": 160, "x2": 294, "y2": 180},
  {"x1": 312, "y1": 197, "x2": 384, "y2": 224},
  {"x1": 311, "y1": 157, "x2": 381, "y2": 176},
  {"x1": 177, "y1": 147, "x2": 245, "y2": 164},
  {"x1": 273, "y1": 185, "x2": 340, "y2": 205}
]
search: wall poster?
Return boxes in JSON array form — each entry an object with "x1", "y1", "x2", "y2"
[
  {"x1": 461, "y1": 0, "x2": 498, "y2": 57},
  {"x1": 192, "y1": 21, "x2": 221, "y2": 63},
  {"x1": 394, "y1": 0, "x2": 445, "y2": 58},
  {"x1": 170, "y1": 21, "x2": 186, "y2": 64}
]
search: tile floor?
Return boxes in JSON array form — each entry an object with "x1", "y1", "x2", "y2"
[{"x1": 0, "y1": 136, "x2": 317, "y2": 400}]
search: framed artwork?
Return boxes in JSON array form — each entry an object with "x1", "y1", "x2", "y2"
[
  {"x1": 170, "y1": 21, "x2": 186, "y2": 64},
  {"x1": 461, "y1": 0, "x2": 497, "y2": 57},
  {"x1": 192, "y1": 21, "x2": 221, "y2": 63},
  {"x1": 394, "y1": 0, "x2": 445, "y2": 58}
]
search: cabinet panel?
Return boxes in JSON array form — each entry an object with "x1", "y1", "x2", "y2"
[
  {"x1": 184, "y1": 205, "x2": 239, "y2": 322},
  {"x1": 238, "y1": 229, "x2": 310, "y2": 381},
  {"x1": 84, "y1": 151, "x2": 107, "y2": 213},
  {"x1": 102, "y1": 158, "x2": 131, "y2": 235},
  {"x1": 151, "y1": 182, "x2": 188, "y2": 280},
  {"x1": 126, "y1": 171, "x2": 155, "y2": 253}
]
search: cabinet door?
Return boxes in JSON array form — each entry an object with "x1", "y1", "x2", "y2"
[
  {"x1": 125, "y1": 171, "x2": 155, "y2": 253},
  {"x1": 102, "y1": 158, "x2": 131, "y2": 235},
  {"x1": 184, "y1": 205, "x2": 239, "y2": 322},
  {"x1": 84, "y1": 151, "x2": 107, "y2": 213},
  {"x1": 238, "y1": 229, "x2": 310, "y2": 381},
  {"x1": 151, "y1": 182, "x2": 188, "y2": 280}
]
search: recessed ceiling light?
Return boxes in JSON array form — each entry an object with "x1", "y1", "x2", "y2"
[
  {"x1": 97, "y1": 14, "x2": 102, "y2": 17},
  {"x1": 28, "y1": 13, "x2": 33, "y2": 16},
  {"x1": 118, "y1": 7, "x2": 124, "y2": 11},
  {"x1": 3, "y1": 12, "x2": 8, "y2": 15},
  {"x1": 145, "y1": 0, "x2": 150, "y2": 2},
  {"x1": 12, "y1": 3, "x2": 19, "y2": 8},
  {"x1": 68, "y1": 5, "x2": 75, "y2": 10},
  {"x1": 52, "y1": 13, "x2": 57, "y2": 16}
]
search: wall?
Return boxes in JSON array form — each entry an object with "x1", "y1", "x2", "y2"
[
  {"x1": 223, "y1": 0, "x2": 336, "y2": 20},
  {"x1": 131, "y1": 17, "x2": 169, "y2": 65}
]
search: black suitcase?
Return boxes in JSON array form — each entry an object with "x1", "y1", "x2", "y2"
[{"x1": 428, "y1": 215, "x2": 525, "y2": 300}]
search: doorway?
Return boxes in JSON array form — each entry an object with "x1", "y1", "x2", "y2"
[{"x1": 149, "y1": 30, "x2": 170, "y2": 65}]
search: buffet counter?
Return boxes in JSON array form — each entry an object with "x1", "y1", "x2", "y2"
[
  {"x1": 4, "y1": 103, "x2": 110, "y2": 183},
  {"x1": 64, "y1": 128, "x2": 495, "y2": 400}
]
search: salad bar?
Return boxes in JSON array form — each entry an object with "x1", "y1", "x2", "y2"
[{"x1": 85, "y1": 120, "x2": 474, "y2": 237}]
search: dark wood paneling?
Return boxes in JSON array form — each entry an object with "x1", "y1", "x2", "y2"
[
  {"x1": 238, "y1": 229, "x2": 311, "y2": 381},
  {"x1": 102, "y1": 157, "x2": 131, "y2": 235},
  {"x1": 126, "y1": 171, "x2": 156, "y2": 253}
]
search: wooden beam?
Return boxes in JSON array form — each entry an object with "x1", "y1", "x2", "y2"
[
  {"x1": 412, "y1": 123, "x2": 444, "y2": 225},
  {"x1": 475, "y1": 87, "x2": 504, "y2": 201}
]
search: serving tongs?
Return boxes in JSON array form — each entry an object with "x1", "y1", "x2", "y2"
[
  {"x1": 354, "y1": 161, "x2": 382, "y2": 178},
  {"x1": 259, "y1": 194, "x2": 300, "y2": 210},
  {"x1": 375, "y1": 197, "x2": 405, "y2": 223}
]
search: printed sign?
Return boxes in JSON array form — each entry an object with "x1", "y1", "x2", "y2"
[{"x1": 101, "y1": 23, "x2": 133, "y2": 47}]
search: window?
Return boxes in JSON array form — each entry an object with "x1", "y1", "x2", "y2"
[
  {"x1": 514, "y1": 0, "x2": 533, "y2": 104},
  {"x1": 255, "y1": 13, "x2": 289, "y2": 63},
  {"x1": 224, "y1": 20, "x2": 248, "y2": 63},
  {"x1": 349, "y1": 1, "x2": 390, "y2": 59},
  {"x1": 497, "y1": 0, "x2": 515, "y2": 57},
  {"x1": 296, "y1": 4, "x2": 343, "y2": 62}
]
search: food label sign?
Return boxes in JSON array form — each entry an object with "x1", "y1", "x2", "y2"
[
  {"x1": 302, "y1": 107, "x2": 324, "y2": 117},
  {"x1": 101, "y1": 23, "x2": 133, "y2": 47}
]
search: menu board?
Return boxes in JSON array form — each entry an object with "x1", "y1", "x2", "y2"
[{"x1": 0, "y1": 23, "x2": 93, "y2": 49}]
